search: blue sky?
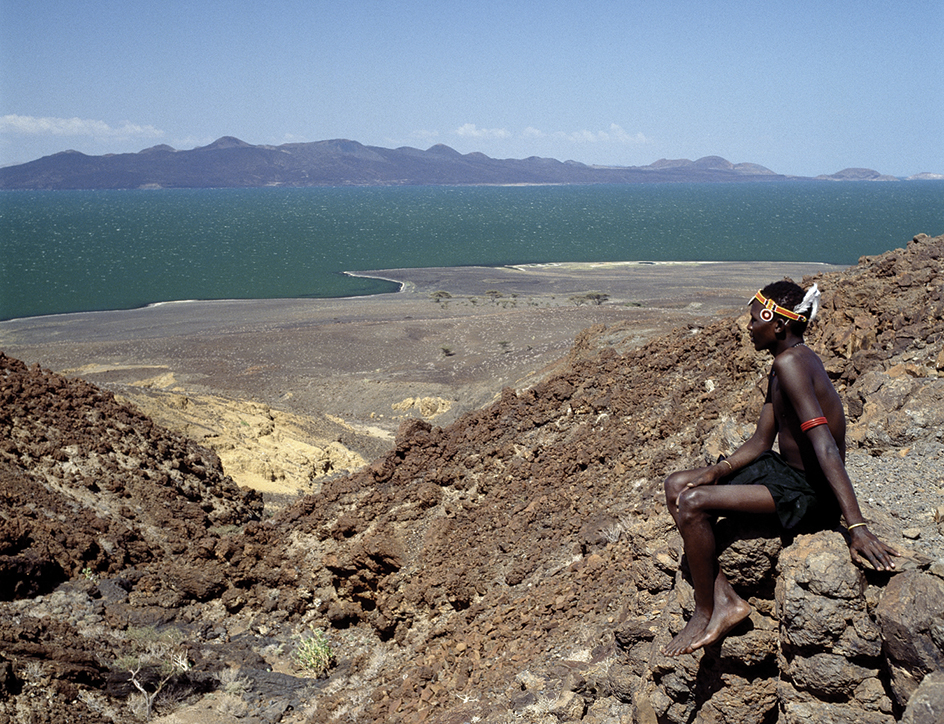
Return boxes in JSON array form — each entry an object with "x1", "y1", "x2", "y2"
[{"x1": 1, "y1": 0, "x2": 941, "y2": 176}]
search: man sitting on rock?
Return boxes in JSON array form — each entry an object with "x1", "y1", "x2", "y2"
[{"x1": 662, "y1": 280, "x2": 899, "y2": 657}]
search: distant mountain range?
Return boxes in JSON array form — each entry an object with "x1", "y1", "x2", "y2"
[{"x1": 1, "y1": 136, "x2": 939, "y2": 189}]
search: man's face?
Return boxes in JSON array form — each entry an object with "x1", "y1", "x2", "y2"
[{"x1": 747, "y1": 300, "x2": 777, "y2": 351}]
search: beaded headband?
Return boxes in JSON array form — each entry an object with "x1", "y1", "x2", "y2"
[{"x1": 752, "y1": 290, "x2": 808, "y2": 323}]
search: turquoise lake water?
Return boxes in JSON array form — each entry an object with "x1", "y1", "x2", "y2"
[{"x1": 1, "y1": 182, "x2": 941, "y2": 320}]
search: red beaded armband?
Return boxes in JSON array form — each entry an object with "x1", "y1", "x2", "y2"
[{"x1": 800, "y1": 416, "x2": 828, "y2": 432}]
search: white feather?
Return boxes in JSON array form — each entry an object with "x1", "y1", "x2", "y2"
[{"x1": 794, "y1": 283, "x2": 821, "y2": 322}]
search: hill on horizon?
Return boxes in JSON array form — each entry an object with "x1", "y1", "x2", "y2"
[{"x1": 0, "y1": 136, "x2": 929, "y2": 189}]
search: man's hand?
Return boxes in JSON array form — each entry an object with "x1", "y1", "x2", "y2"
[
  {"x1": 675, "y1": 464, "x2": 727, "y2": 508},
  {"x1": 848, "y1": 526, "x2": 899, "y2": 571}
]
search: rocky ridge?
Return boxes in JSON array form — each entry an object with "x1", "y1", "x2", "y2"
[
  {"x1": 0, "y1": 136, "x2": 918, "y2": 190},
  {"x1": 1, "y1": 234, "x2": 943, "y2": 723}
]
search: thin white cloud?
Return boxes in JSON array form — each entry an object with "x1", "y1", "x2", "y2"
[
  {"x1": 568, "y1": 129, "x2": 602, "y2": 143},
  {"x1": 280, "y1": 133, "x2": 310, "y2": 144},
  {"x1": 0, "y1": 114, "x2": 164, "y2": 140},
  {"x1": 451, "y1": 123, "x2": 650, "y2": 146},
  {"x1": 455, "y1": 123, "x2": 511, "y2": 140},
  {"x1": 611, "y1": 125, "x2": 651, "y2": 145},
  {"x1": 559, "y1": 124, "x2": 651, "y2": 145}
]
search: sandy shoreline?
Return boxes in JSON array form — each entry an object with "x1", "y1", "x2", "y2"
[{"x1": 0, "y1": 260, "x2": 843, "y2": 479}]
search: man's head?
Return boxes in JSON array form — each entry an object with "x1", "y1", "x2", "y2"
[{"x1": 748, "y1": 280, "x2": 820, "y2": 349}]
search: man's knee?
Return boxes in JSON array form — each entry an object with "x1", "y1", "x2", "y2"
[
  {"x1": 664, "y1": 471, "x2": 687, "y2": 500},
  {"x1": 675, "y1": 486, "x2": 710, "y2": 522}
]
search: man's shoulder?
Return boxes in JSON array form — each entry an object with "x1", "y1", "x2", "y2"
[{"x1": 771, "y1": 344, "x2": 825, "y2": 380}]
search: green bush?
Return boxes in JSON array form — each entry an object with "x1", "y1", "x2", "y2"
[{"x1": 292, "y1": 627, "x2": 334, "y2": 677}]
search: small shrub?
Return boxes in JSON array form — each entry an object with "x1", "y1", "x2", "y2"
[
  {"x1": 23, "y1": 661, "x2": 45, "y2": 683},
  {"x1": 208, "y1": 523, "x2": 242, "y2": 536},
  {"x1": 218, "y1": 666, "x2": 251, "y2": 695},
  {"x1": 292, "y1": 627, "x2": 334, "y2": 677},
  {"x1": 127, "y1": 652, "x2": 190, "y2": 720},
  {"x1": 125, "y1": 626, "x2": 183, "y2": 646},
  {"x1": 569, "y1": 292, "x2": 609, "y2": 306}
]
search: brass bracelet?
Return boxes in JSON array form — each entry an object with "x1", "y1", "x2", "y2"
[
  {"x1": 847, "y1": 522, "x2": 867, "y2": 531},
  {"x1": 719, "y1": 459, "x2": 733, "y2": 473}
]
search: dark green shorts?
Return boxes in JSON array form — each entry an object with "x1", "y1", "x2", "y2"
[{"x1": 722, "y1": 451, "x2": 839, "y2": 530}]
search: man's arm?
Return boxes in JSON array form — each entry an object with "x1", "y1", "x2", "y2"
[
  {"x1": 722, "y1": 400, "x2": 778, "y2": 471},
  {"x1": 679, "y1": 400, "x2": 777, "y2": 498},
  {"x1": 774, "y1": 355, "x2": 898, "y2": 570}
]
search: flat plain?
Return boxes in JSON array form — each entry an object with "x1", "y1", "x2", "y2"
[{"x1": 0, "y1": 260, "x2": 841, "y2": 494}]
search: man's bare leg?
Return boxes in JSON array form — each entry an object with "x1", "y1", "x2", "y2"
[
  {"x1": 663, "y1": 569, "x2": 750, "y2": 657},
  {"x1": 662, "y1": 479, "x2": 724, "y2": 656},
  {"x1": 662, "y1": 470, "x2": 716, "y2": 655},
  {"x1": 662, "y1": 477, "x2": 775, "y2": 656},
  {"x1": 688, "y1": 570, "x2": 751, "y2": 652}
]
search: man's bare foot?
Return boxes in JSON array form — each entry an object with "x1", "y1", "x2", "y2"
[
  {"x1": 662, "y1": 609, "x2": 711, "y2": 657},
  {"x1": 688, "y1": 597, "x2": 751, "y2": 652}
]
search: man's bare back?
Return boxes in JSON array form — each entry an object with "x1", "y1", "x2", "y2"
[{"x1": 768, "y1": 344, "x2": 846, "y2": 472}]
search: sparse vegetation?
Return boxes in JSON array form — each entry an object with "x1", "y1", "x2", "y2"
[
  {"x1": 22, "y1": 661, "x2": 45, "y2": 683},
  {"x1": 569, "y1": 292, "x2": 609, "y2": 306},
  {"x1": 218, "y1": 666, "x2": 251, "y2": 696},
  {"x1": 292, "y1": 627, "x2": 335, "y2": 677},
  {"x1": 208, "y1": 523, "x2": 243, "y2": 536},
  {"x1": 125, "y1": 625, "x2": 184, "y2": 647},
  {"x1": 81, "y1": 566, "x2": 99, "y2": 582},
  {"x1": 123, "y1": 643, "x2": 191, "y2": 721}
]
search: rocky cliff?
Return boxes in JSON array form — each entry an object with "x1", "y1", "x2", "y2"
[{"x1": 1, "y1": 234, "x2": 942, "y2": 723}]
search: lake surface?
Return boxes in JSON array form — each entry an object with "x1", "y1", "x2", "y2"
[{"x1": 1, "y1": 182, "x2": 941, "y2": 320}]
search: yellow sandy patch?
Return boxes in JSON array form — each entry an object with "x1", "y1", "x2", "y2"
[
  {"x1": 391, "y1": 396, "x2": 453, "y2": 418},
  {"x1": 324, "y1": 414, "x2": 394, "y2": 441},
  {"x1": 118, "y1": 390, "x2": 367, "y2": 496}
]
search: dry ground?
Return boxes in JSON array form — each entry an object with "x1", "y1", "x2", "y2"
[
  {"x1": 0, "y1": 260, "x2": 840, "y2": 504},
  {"x1": 4, "y1": 240, "x2": 944, "y2": 724}
]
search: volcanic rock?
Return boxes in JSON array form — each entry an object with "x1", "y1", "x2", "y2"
[{"x1": 1, "y1": 233, "x2": 943, "y2": 723}]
